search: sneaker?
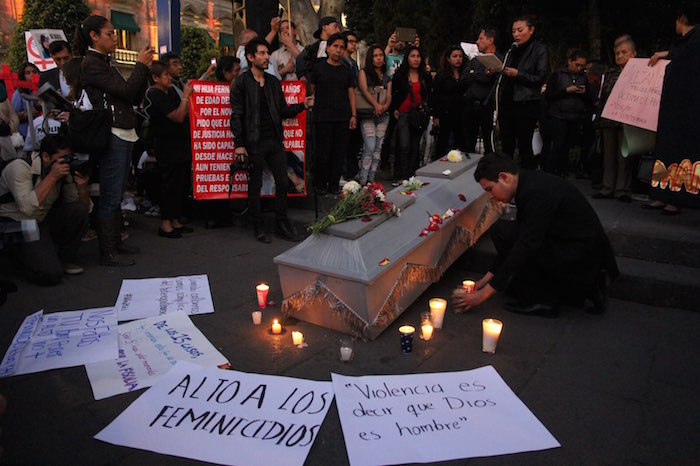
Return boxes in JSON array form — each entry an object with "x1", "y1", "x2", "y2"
[
  {"x1": 63, "y1": 263, "x2": 85, "y2": 275},
  {"x1": 120, "y1": 198, "x2": 137, "y2": 212},
  {"x1": 81, "y1": 228, "x2": 97, "y2": 242},
  {"x1": 140, "y1": 199, "x2": 153, "y2": 210}
]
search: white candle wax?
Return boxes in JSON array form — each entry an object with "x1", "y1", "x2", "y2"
[
  {"x1": 429, "y1": 298, "x2": 447, "y2": 329},
  {"x1": 292, "y1": 331, "x2": 304, "y2": 346},
  {"x1": 251, "y1": 311, "x2": 262, "y2": 325},
  {"x1": 340, "y1": 346, "x2": 353, "y2": 361},
  {"x1": 482, "y1": 318, "x2": 503, "y2": 353}
]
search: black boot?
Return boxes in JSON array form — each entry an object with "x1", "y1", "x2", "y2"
[
  {"x1": 254, "y1": 224, "x2": 271, "y2": 243},
  {"x1": 113, "y1": 215, "x2": 140, "y2": 254},
  {"x1": 97, "y1": 218, "x2": 135, "y2": 266},
  {"x1": 276, "y1": 219, "x2": 299, "y2": 242}
]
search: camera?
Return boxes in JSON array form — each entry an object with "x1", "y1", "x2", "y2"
[{"x1": 62, "y1": 153, "x2": 90, "y2": 177}]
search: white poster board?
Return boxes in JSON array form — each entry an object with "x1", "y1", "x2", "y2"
[
  {"x1": 85, "y1": 311, "x2": 229, "y2": 400},
  {"x1": 24, "y1": 29, "x2": 67, "y2": 71},
  {"x1": 0, "y1": 308, "x2": 117, "y2": 377},
  {"x1": 113, "y1": 274, "x2": 215, "y2": 321},
  {"x1": 95, "y1": 361, "x2": 334, "y2": 466},
  {"x1": 332, "y1": 366, "x2": 560, "y2": 465}
]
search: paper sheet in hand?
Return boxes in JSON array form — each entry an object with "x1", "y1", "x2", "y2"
[
  {"x1": 0, "y1": 308, "x2": 117, "y2": 377},
  {"x1": 476, "y1": 53, "x2": 504, "y2": 70},
  {"x1": 460, "y1": 42, "x2": 480, "y2": 60},
  {"x1": 95, "y1": 361, "x2": 334, "y2": 466},
  {"x1": 114, "y1": 274, "x2": 214, "y2": 321},
  {"x1": 332, "y1": 366, "x2": 560, "y2": 465},
  {"x1": 85, "y1": 311, "x2": 229, "y2": 399}
]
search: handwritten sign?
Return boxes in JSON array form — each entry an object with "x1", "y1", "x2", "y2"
[
  {"x1": 601, "y1": 58, "x2": 670, "y2": 131},
  {"x1": 95, "y1": 361, "x2": 333, "y2": 466},
  {"x1": 188, "y1": 80, "x2": 307, "y2": 200},
  {"x1": 332, "y1": 366, "x2": 560, "y2": 465},
  {"x1": 0, "y1": 308, "x2": 117, "y2": 378},
  {"x1": 113, "y1": 274, "x2": 214, "y2": 322},
  {"x1": 85, "y1": 312, "x2": 229, "y2": 400}
]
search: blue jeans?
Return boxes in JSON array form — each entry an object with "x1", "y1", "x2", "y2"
[
  {"x1": 358, "y1": 114, "x2": 389, "y2": 183},
  {"x1": 97, "y1": 134, "x2": 133, "y2": 219}
]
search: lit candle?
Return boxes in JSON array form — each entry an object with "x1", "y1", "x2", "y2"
[
  {"x1": 462, "y1": 280, "x2": 476, "y2": 293},
  {"x1": 271, "y1": 319, "x2": 281, "y2": 335},
  {"x1": 256, "y1": 284, "x2": 270, "y2": 309},
  {"x1": 421, "y1": 323, "x2": 434, "y2": 340},
  {"x1": 292, "y1": 331, "x2": 304, "y2": 346},
  {"x1": 482, "y1": 318, "x2": 503, "y2": 353},
  {"x1": 399, "y1": 325, "x2": 416, "y2": 353},
  {"x1": 429, "y1": 298, "x2": 447, "y2": 329},
  {"x1": 251, "y1": 311, "x2": 262, "y2": 325}
]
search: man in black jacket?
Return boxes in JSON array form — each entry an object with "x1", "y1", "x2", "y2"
[
  {"x1": 452, "y1": 153, "x2": 618, "y2": 316},
  {"x1": 38, "y1": 41, "x2": 73, "y2": 96},
  {"x1": 230, "y1": 38, "x2": 313, "y2": 243}
]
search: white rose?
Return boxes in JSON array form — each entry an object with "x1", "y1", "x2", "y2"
[
  {"x1": 447, "y1": 150, "x2": 464, "y2": 163},
  {"x1": 343, "y1": 180, "x2": 361, "y2": 193}
]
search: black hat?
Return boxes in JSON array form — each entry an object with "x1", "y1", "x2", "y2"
[{"x1": 313, "y1": 16, "x2": 338, "y2": 39}]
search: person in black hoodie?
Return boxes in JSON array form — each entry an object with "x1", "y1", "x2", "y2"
[
  {"x1": 75, "y1": 15, "x2": 152, "y2": 266},
  {"x1": 498, "y1": 14, "x2": 548, "y2": 169},
  {"x1": 543, "y1": 49, "x2": 593, "y2": 176}
]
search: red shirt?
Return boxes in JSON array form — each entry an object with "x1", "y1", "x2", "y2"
[{"x1": 398, "y1": 81, "x2": 422, "y2": 113}]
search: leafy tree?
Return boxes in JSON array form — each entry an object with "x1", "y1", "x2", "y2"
[
  {"x1": 180, "y1": 26, "x2": 219, "y2": 81},
  {"x1": 344, "y1": 0, "x2": 377, "y2": 45},
  {"x1": 8, "y1": 0, "x2": 91, "y2": 71}
]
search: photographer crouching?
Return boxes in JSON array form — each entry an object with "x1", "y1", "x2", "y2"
[{"x1": 0, "y1": 135, "x2": 91, "y2": 285}]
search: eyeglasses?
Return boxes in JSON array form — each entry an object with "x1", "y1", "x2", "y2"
[{"x1": 347, "y1": 39, "x2": 358, "y2": 44}]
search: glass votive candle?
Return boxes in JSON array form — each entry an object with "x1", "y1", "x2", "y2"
[
  {"x1": 429, "y1": 298, "x2": 447, "y2": 329},
  {"x1": 271, "y1": 319, "x2": 282, "y2": 335},
  {"x1": 420, "y1": 312, "x2": 433, "y2": 340},
  {"x1": 256, "y1": 284, "x2": 270, "y2": 309},
  {"x1": 482, "y1": 318, "x2": 503, "y2": 353},
  {"x1": 399, "y1": 325, "x2": 416, "y2": 353},
  {"x1": 292, "y1": 331, "x2": 304, "y2": 346},
  {"x1": 339, "y1": 338, "x2": 354, "y2": 362},
  {"x1": 462, "y1": 280, "x2": 476, "y2": 293},
  {"x1": 251, "y1": 310, "x2": 262, "y2": 325}
]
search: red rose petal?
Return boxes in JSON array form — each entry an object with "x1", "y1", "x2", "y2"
[
  {"x1": 428, "y1": 223, "x2": 440, "y2": 231},
  {"x1": 419, "y1": 229, "x2": 429, "y2": 237},
  {"x1": 379, "y1": 258, "x2": 391, "y2": 266},
  {"x1": 458, "y1": 193, "x2": 466, "y2": 202},
  {"x1": 362, "y1": 216, "x2": 372, "y2": 222}
]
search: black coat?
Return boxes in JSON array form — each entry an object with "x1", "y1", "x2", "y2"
[
  {"x1": 38, "y1": 68, "x2": 60, "y2": 92},
  {"x1": 390, "y1": 71, "x2": 432, "y2": 113},
  {"x1": 651, "y1": 28, "x2": 700, "y2": 208},
  {"x1": 504, "y1": 39, "x2": 549, "y2": 103},
  {"x1": 490, "y1": 170, "x2": 618, "y2": 298},
  {"x1": 229, "y1": 70, "x2": 305, "y2": 150},
  {"x1": 545, "y1": 67, "x2": 594, "y2": 121}
]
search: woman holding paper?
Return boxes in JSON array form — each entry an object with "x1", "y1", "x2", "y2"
[{"x1": 498, "y1": 14, "x2": 548, "y2": 169}]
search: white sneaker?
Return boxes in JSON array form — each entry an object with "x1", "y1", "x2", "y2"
[
  {"x1": 63, "y1": 263, "x2": 84, "y2": 275},
  {"x1": 120, "y1": 198, "x2": 137, "y2": 212}
]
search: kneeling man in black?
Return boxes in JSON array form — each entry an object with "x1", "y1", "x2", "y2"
[{"x1": 452, "y1": 153, "x2": 618, "y2": 316}]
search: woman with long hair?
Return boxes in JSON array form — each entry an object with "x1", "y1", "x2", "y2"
[
  {"x1": 74, "y1": 15, "x2": 152, "y2": 266},
  {"x1": 431, "y1": 44, "x2": 467, "y2": 160},
  {"x1": 10, "y1": 62, "x2": 41, "y2": 138},
  {"x1": 498, "y1": 14, "x2": 549, "y2": 169},
  {"x1": 357, "y1": 45, "x2": 392, "y2": 185},
  {"x1": 390, "y1": 45, "x2": 432, "y2": 181}
]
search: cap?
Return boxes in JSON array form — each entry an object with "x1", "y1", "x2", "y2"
[{"x1": 313, "y1": 16, "x2": 338, "y2": 39}]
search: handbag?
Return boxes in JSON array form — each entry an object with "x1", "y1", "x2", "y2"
[
  {"x1": 67, "y1": 92, "x2": 112, "y2": 154},
  {"x1": 355, "y1": 86, "x2": 387, "y2": 118}
]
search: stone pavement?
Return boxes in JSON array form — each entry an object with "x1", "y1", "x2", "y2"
[{"x1": 0, "y1": 181, "x2": 698, "y2": 465}]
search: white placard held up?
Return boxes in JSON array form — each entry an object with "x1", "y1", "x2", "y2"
[
  {"x1": 85, "y1": 311, "x2": 229, "y2": 400},
  {"x1": 95, "y1": 361, "x2": 334, "y2": 466},
  {"x1": 0, "y1": 308, "x2": 117, "y2": 378},
  {"x1": 332, "y1": 366, "x2": 560, "y2": 465},
  {"x1": 114, "y1": 274, "x2": 214, "y2": 321}
]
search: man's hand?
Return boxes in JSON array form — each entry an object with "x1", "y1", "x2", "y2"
[
  {"x1": 280, "y1": 59, "x2": 295, "y2": 76},
  {"x1": 137, "y1": 45, "x2": 154, "y2": 66},
  {"x1": 183, "y1": 81, "x2": 194, "y2": 99},
  {"x1": 648, "y1": 50, "x2": 669, "y2": 67},
  {"x1": 386, "y1": 32, "x2": 397, "y2": 51},
  {"x1": 49, "y1": 158, "x2": 70, "y2": 181},
  {"x1": 204, "y1": 63, "x2": 217, "y2": 78},
  {"x1": 451, "y1": 285, "x2": 493, "y2": 314},
  {"x1": 270, "y1": 17, "x2": 281, "y2": 32},
  {"x1": 410, "y1": 34, "x2": 420, "y2": 48},
  {"x1": 280, "y1": 31, "x2": 295, "y2": 49},
  {"x1": 73, "y1": 171, "x2": 89, "y2": 188}
]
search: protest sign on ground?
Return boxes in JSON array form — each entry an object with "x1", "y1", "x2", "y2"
[
  {"x1": 95, "y1": 361, "x2": 333, "y2": 466},
  {"x1": 85, "y1": 311, "x2": 229, "y2": 400},
  {"x1": 332, "y1": 366, "x2": 560, "y2": 465},
  {"x1": 0, "y1": 308, "x2": 117, "y2": 377},
  {"x1": 113, "y1": 274, "x2": 214, "y2": 321}
]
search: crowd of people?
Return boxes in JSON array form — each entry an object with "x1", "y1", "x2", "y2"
[{"x1": 0, "y1": 5, "x2": 696, "y2": 286}]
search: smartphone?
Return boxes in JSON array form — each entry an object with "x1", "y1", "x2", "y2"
[
  {"x1": 210, "y1": 57, "x2": 217, "y2": 65},
  {"x1": 278, "y1": 8, "x2": 284, "y2": 18},
  {"x1": 395, "y1": 27, "x2": 417, "y2": 43}
]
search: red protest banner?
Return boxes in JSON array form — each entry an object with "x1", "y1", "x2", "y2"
[{"x1": 189, "y1": 80, "x2": 307, "y2": 200}]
